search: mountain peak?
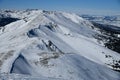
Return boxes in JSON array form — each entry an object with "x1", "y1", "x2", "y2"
[{"x1": 0, "y1": 9, "x2": 120, "y2": 80}]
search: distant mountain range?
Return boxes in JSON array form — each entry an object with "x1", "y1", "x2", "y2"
[{"x1": 81, "y1": 14, "x2": 120, "y2": 27}]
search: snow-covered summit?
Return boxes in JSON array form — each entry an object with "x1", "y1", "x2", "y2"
[{"x1": 0, "y1": 9, "x2": 120, "y2": 80}]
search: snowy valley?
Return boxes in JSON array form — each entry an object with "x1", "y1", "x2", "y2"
[{"x1": 0, "y1": 9, "x2": 120, "y2": 80}]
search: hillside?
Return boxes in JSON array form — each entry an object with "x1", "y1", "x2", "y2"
[{"x1": 0, "y1": 9, "x2": 120, "y2": 80}]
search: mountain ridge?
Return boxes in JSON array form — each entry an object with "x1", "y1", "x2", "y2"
[{"x1": 0, "y1": 9, "x2": 120, "y2": 80}]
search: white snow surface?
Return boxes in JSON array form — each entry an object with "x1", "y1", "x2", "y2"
[
  {"x1": 0, "y1": 10, "x2": 120, "y2": 80},
  {"x1": 81, "y1": 15, "x2": 120, "y2": 27}
]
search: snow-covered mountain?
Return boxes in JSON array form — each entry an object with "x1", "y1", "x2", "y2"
[
  {"x1": 81, "y1": 15, "x2": 120, "y2": 27},
  {"x1": 81, "y1": 14, "x2": 120, "y2": 54},
  {"x1": 0, "y1": 9, "x2": 120, "y2": 80}
]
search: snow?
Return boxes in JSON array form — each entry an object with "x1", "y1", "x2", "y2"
[
  {"x1": 81, "y1": 15, "x2": 120, "y2": 27},
  {"x1": 57, "y1": 33, "x2": 120, "y2": 65},
  {"x1": 0, "y1": 73, "x2": 63, "y2": 80},
  {"x1": 0, "y1": 9, "x2": 120, "y2": 80},
  {"x1": 62, "y1": 12, "x2": 84, "y2": 24}
]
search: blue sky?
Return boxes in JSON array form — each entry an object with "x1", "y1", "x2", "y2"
[{"x1": 0, "y1": 0, "x2": 120, "y2": 15}]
